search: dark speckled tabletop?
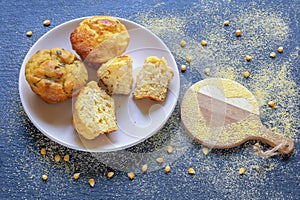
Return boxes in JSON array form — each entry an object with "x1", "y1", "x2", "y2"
[{"x1": 1, "y1": 0, "x2": 299, "y2": 199}]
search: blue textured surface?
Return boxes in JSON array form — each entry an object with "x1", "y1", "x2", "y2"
[{"x1": 0, "y1": 0, "x2": 299, "y2": 199}]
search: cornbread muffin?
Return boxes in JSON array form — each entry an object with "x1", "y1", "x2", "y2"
[
  {"x1": 70, "y1": 16, "x2": 130, "y2": 67},
  {"x1": 97, "y1": 55, "x2": 133, "y2": 95},
  {"x1": 133, "y1": 56, "x2": 174, "y2": 102},
  {"x1": 25, "y1": 48, "x2": 88, "y2": 104},
  {"x1": 73, "y1": 81, "x2": 118, "y2": 140}
]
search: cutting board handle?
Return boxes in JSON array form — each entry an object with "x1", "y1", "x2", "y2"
[{"x1": 248, "y1": 125, "x2": 294, "y2": 155}]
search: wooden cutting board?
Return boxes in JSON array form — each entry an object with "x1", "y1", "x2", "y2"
[{"x1": 180, "y1": 78, "x2": 294, "y2": 155}]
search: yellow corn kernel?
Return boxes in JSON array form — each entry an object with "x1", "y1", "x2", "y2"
[
  {"x1": 26, "y1": 31, "x2": 32, "y2": 37},
  {"x1": 42, "y1": 174, "x2": 48, "y2": 181},
  {"x1": 63, "y1": 155, "x2": 70, "y2": 162},
  {"x1": 188, "y1": 168, "x2": 195, "y2": 175},
  {"x1": 243, "y1": 71, "x2": 250, "y2": 78},
  {"x1": 180, "y1": 40, "x2": 186, "y2": 47},
  {"x1": 268, "y1": 101, "x2": 276, "y2": 108},
  {"x1": 166, "y1": 146, "x2": 173, "y2": 154},
  {"x1": 186, "y1": 56, "x2": 192, "y2": 63},
  {"x1": 277, "y1": 46, "x2": 283, "y2": 53},
  {"x1": 156, "y1": 157, "x2": 164, "y2": 164},
  {"x1": 128, "y1": 172, "x2": 135, "y2": 180},
  {"x1": 142, "y1": 164, "x2": 148, "y2": 173},
  {"x1": 165, "y1": 165, "x2": 171, "y2": 173},
  {"x1": 236, "y1": 30, "x2": 241, "y2": 37},
  {"x1": 270, "y1": 52, "x2": 276, "y2": 58},
  {"x1": 204, "y1": 68, "x2": 211, "y2": 76},
  {"x1": 245, "y1": 55, "x2": 252, "y2": 61},
  {"x1": 43, "y1": 19, "x2": 51, "y2": 26},
  {"x1": 107, "y1": 172, "x2": 114, "y2": 179},
  {"x1": 201, "y1": 40, "x2": 207, "y2": 46},
  {"x1": 239, "y1": 167, "x2": 246, "y2": 175},
  {"x1": 54, "y1": 154, "x2": 60, "y2": 162},
  {"x1": 224, "y1": 20, "x2": 230, "y2": 26},
  {"x1": 40, "y1": 148, "x2": 46, "y2": 155},
  {"x1": 73, "y1": 173, "x2": 80, "y2": 180},
  {"x1": 88, "y1": 178, "x2": 95, "y2": 187},
  {"x1": 181, "y1": 65, "x2": 187, "y2": 72}
]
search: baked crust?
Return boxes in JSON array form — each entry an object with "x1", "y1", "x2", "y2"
[
  {"x1": 70, "y1": 16, "x2": 130, "y2": 67},
  {"x1": 25, "y1": 48, "x2": 88, "y2": 104}
]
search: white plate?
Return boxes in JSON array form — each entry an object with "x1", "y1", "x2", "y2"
[{"x1": 19, "y1": 17, "x2": 180, "y2": 152}]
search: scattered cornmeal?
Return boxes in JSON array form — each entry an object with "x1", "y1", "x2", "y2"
[
  {"x1": 63, "y1": 155, "x2": 70, "y2": 162},
  {"x1": 156, "y1": 157, "x2": 164, "y2": 164},
  {"x1": 270, "y1": 52, "x2": 276, "y2": 58},
  {"x1": 54, "y1": 154, "x2": 61, "y2": 162},
  {"x1": 186, "y1": 56, "x2": 192, "y2": 63},
  {"x1": 180, "y1": 40, "x2": 186, "y2": 47},
  {"x1": 243, "y1": 71, "x2": 250, "y2": 78},
  {"x1": 128, "y1": 172, "x2": 135, "y2": 180},
  {"x1": 235, "y1": 30, "x2": 241, "y2": 37},
  {"x1": 88, "y1": 178, "x2": 95, "y2": 187},
  {"x1": 268, "y1": 101, "x2": 276, "y2": 108},
  {"x1": 165, "y1": 165, "x2": 171, "y2": 173},
  {"x1": 40, "y1": 148, "x2": 46, "y2": 155},
  {"x1": 43, "y1": 19, "x2": 51, "y2": 26},
  {"x1": 42, "y1": 174, "x2": 48, "y2": 181},
  {"x1": 239, "y1": 167, "x2": 246, "y2": 175},
  {"x1": 224, "y1": 20, "x2": 230, "y2": 26},
  {"x1": 245, "y1": 55, "x2": 252, "y2": 61},
  {"x1": 277, "y1": 46, "x2": 283, "y2": 53},
  {"x1": 73, "y1": 173, "x2": 80, "y2": 180},
  {"x1": 107, "y1": 172, "x2": 114, "y2": 179},
  {"x1": 167, "y1": 145, "x2": 173, "y2": 154},
  {"x1": 142, "y1": 164, "x2": 148, "y2": 173},
  {"x1": 188, "y1": 168, "x2": 195, "y2": 175},
  {"x1": 201, "y1": 40, "x2": 207, "y2": 46},
  {"x1": 202, "y1": 147, "x2": 209, "y2": 155},
  {"x1": 181, "y1": 65, "x2": 187, "y2": 72},
  {"x1": 26, "y1": 31, "x2": 32, "y2": 37},
  {"x1": 204, "y1": 67, "x2": 211, "y2": 76}
]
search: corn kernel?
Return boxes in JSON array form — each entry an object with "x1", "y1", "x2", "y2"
[
  {"x1": 239, "y1": 167, "x2": 246, "y2": 175},
  {"x1": 201, "y1": 40, "x2": 207, "y2": 46},
  {"x1": 202, "y1": 147, "x2": 209, "y2": 155},
  {"x1": 180, "y1": 40, "x2": 186, "y2": 47},
  {"x1": 181, "y1": 65, "x2": 187, "y2": 72},
  {"x1": 188, "y1": 168, "x2": 195, "y2": 175},
  {"x1": 167, "y1": 146, "x2": 173, "y2": 154},
  {"x1": 270, "y1": 52, "x2": 276, "y2": 58},
  {"x1": 243, "y1": 71, "x2": 250, "y2": 78},
  {"x1": 224, "y1": 20, "x2": 230, "y2": 26},
  {"x1": 236, "y1": 30, "x2": 241, "y2": 37},
  {"x1": 245, "y1": 55, "x2": 252, "y2": 61},
  {"x1": 88, "y1": 178, "x2": 95, "y2": 187},
  {"x1": 277, "y1": 46, "x2": 283, "y2": 53},
  {"x1": 40, "y1": 148, "x2": 46, "y2": 155},
  {"x1": 107, "y1": 172, "x2": 114, "y2": 179},
  {"x1": 128, "y1": 172, "x2": 135, "y2": 180},
  {"x1": 268, "y1": 101, "x2": 276, "y2": 108},
  {"x1": 43, "y1": 19, "x2": 51, "y2": 26},
  {"x1": 42, "y1": 174, "x2": 48, "y2": 181},
  {"x1": 142, "y1": 164, "x2": 148, "y2": 173},
  {"x1": 186, "y1": 56, "x2": 192, "y2": 63},
  {"x1": 26, "y1": 31, "x2": 32, "y2": 37},
  {"x1": 73, "y1": 173, "x2": 80, "y2": 180},
  {"x1": 63, "y1": 155, "x2": 70, "y2": 162},
  {"x1": 165, "y1": 165, "x2": 171, "y2": 173},
  {"x1": 54, "y1": 154, "x2": 60, "y2": 162},
  {"x1": 156, "y1": 157, "x2": 164, "y2": 164},
  {"x1": 204, "y1": 68, "x2": 211, "y2": 76}
]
